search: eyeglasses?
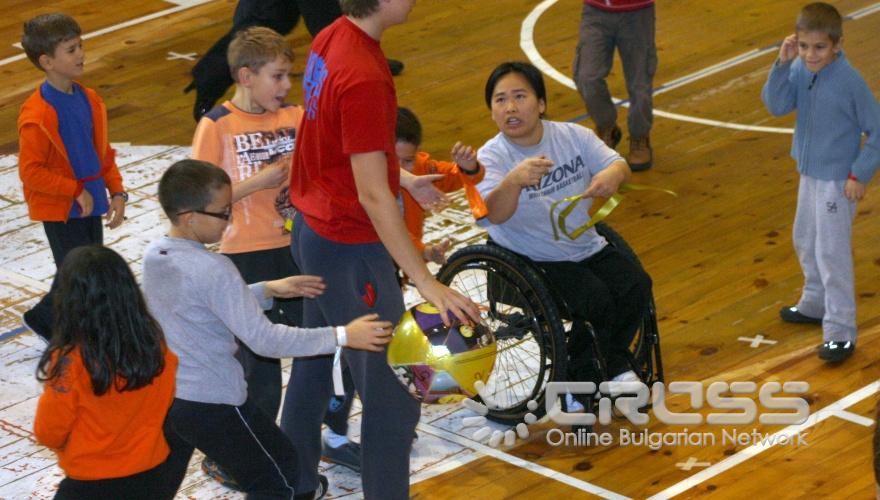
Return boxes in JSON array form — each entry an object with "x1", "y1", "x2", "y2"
[{"x1": 177, "y1": 208, "x2": 232, "y2": 221}]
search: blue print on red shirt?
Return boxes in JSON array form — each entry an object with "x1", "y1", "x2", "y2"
[{"x1": 303, "y1": 52, "x2": 328, "y2": 120}]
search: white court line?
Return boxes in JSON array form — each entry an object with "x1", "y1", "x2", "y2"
[
  {"x1": 646, "y1": 380, "x2": 880, "y2": 499},
  {"x1": 417, "y1": 422, "x2": 631, "y2": 500},
  {"x1": 521, "y1": 0, "x2": 880, "y2": 134},
  {"x1": 1, "y1": 0, "x2": 214, "y2": 68}
]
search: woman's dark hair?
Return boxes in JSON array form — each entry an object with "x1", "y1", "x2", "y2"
[
  {"x1": 396, "y1": 106, "x2": 422, "y2": 146},
  {"x1": 36, "y1": 245, "x2": 166, "y2": 396},
  {"x1": 484, "y1": 61, "x2": 547, "y2": 111}
]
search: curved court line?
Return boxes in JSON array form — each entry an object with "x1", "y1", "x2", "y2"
[
  {"x1": 522, "y1": 0, "x2": 867, "y2": 134},
  {"x1": 521, "y1": 0, "x2": 791, "y2": 133}
]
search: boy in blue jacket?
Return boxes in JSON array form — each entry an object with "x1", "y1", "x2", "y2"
[{"x1": 762, "y1": 2, "x2": 880, "y2": 362}]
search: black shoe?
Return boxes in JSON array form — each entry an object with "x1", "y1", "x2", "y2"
[
  {"x1": 779, "y1": 305, "x2": 822, "y2": 325},
  {"x1": 22, "y1": 309, "x2": 51, "y2": 342},
  {"x1": 201, "y1": 457, "x2": 243, "y2": 492},
  {"x1": 818, "y1": 340, "x2": 854, "y2": 363},
  {"x1": 387, "y1": 58, "x2": 404, "y2": 76},
  {"x1": 184, "y1": 82, "x2": 222, "y2": 123},
  {"x1": 321, "y1": 440, "x2": 361, "y2": 473},
  {"x1": 294, "y1": 475, "x2": 329, "y2": 500}
]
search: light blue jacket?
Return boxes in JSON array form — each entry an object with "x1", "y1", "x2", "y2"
[{"x1": 762, "y1": 52, "x2": 880, "y2": 183}]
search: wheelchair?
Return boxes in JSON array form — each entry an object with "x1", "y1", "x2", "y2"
[{"x1": 436, "y1": 222, "x2": 663, "y2": 424}]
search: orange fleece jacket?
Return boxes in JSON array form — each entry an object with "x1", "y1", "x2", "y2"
[
  {"x1": 17, "y1": 82, "x2": 124, "y2": 222},
  {"x1": 402, "y1": 151, "x2": 487, "y2": 252},
  {"x1": 33, "y1": 347, "x2": 178, "y2": 480}
]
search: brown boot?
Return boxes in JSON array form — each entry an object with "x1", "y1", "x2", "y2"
[
  {"x1": 627, "y1": 136, "x2": 652, "y2": 171},
  {"x1": 596, "y1": 124, "x2": 622, "y2": 150}
]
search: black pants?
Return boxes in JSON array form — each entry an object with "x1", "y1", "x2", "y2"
[
  {"x1": 531, "y1": 245, "x2": 652, "y2": 379},
  {"x1": 54, "y1": 457, "x2": 179, "y2": 500},
  {"x1": 225, "y1": 246, "x2": 303, "y2": 420},
  {"x1": 27, "y1": 217, "x2": 103, "y2": 340},
  {"x1": 165, "y1": 397, "x2": 315, "y2": 499},
  {"x1": 191, "y1": 0, "x2": 341, "y2": 100}
]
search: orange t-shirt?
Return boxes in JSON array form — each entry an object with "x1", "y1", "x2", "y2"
[
  {"x1": 402, "y1": 151, "x2": 487, "y2": 251},
  {"x1": 192, "y1": 101, "x2": 303, "y2": 254},
  {"x1": 33, "y1": 346, "x2": 178, "y2": 480}
]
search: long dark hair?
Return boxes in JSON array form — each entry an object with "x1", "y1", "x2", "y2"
[{"x1": 36, "y1": 245, "x2": 166, "y2": 395}]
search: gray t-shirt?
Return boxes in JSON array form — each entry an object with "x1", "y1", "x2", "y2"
[
  {"x1": 477, "y1": 120, "x2": 622, "y2": 262},
  {"x1": 142, "y1": 236, "x2": 337, "y2": 406}
]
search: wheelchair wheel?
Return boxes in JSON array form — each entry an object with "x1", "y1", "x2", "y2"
[
  {"x1": 595, "y1": 222, "x2": 664, "y2": 386},
  {"x1": 437, "y1": 245, "x2": 567, "y2": 423}
]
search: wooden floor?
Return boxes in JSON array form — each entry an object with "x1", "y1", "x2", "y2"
[{"x1": 2, "y1": 0, "x2": 880, "y2": 498}]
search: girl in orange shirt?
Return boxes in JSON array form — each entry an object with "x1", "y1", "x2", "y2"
[{"x1": 34, "y1": 245, "x2": 178, "y2": 500}]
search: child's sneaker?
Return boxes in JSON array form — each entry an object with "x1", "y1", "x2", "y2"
[
  {"x1": 313, "y1": 475, "x2": 329, "y2": 500},
  {"x1": 22, "y1": 309, "x2": 51, "y2": 343},
  {"x1": 818, "y1": 340, "x2": 854, "y2": 363},
  {"x1": 321, "y1": 439, "x2": 361, "y2": 473},
  {"x1": 779, "y1": 305, "x2": 822, "y2": 325},
  {"x1": 201, "y1": 457, "x2": 242, "y2": 492}
]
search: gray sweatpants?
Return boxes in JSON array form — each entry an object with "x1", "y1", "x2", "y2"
[
  {"x1": 280, "y1": 213, "x2": 420, "y2": 500},
  {"x1": 793, "y1": 175, "x2": 857, "y2": 342},
  {"x1": 573, "y1": 3, "x2": 657, "y2": 138}
]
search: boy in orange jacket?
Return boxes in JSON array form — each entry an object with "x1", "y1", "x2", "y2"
[
  {"x1": 396, "y1": 106, "x2": 486, "y2": 264},
  {"x1": 18, "y1": 13, "x2": 126, "y2": 341}
]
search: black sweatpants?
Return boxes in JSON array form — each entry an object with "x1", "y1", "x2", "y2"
[
  {"x1": 225, "y1": 246, "x2": 303, "y2": 420},
  {"x1": 164, "y1": 397, "x2": 312, "y2": 499},
  {"x1": 54, "y1": 457, "x2": 179, "y2": 500},
  {"x1": 531, "y1": 245, "x2": 652, "y2": 379},
  {"x1": 27, "y1": 216, "x2": 103, "y2": 340}
]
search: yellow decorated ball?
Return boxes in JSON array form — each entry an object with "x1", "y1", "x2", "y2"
[{"x1": 387, "y1": 303, "x2": 496, "y2": 403}]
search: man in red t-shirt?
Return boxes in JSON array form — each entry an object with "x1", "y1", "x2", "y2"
[{"x1": 281, "y1": 1, "x2": 480, "y2": 498}]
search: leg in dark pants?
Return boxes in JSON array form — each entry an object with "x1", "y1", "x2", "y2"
[
  {"x1": 26, "y1": 217, "x2": 103, "y2": 340},
  {"x1": 54, "y1": 457, "x2": 180, "y2": 500},
  {"x1": 189, "y1": 0, "x2": 342, "y2": 120},
  {"x1": 281, "y1": 215, "x2": 419, "y2": 499},
  {"x1": 165, "y1": 398, "x2": 303, "y2": 499},
  {"x1": 536, "y1": 246, "x2": 652, "y2": 379}
]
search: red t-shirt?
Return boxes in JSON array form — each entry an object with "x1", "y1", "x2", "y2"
[
  {"x1": 584, "y1": 0, "x2": 654, "y2": 12},
  {"x1": 290, "y1": 16, "x2": 399, "y2": 243}
]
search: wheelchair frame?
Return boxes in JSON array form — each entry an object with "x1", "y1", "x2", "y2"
[{"x1": 436, "y1": 222, "x2": 663, "y2": 424}]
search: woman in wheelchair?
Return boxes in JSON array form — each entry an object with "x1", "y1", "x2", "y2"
[{"x1": 475, "y1": 61, "x2": 653, "y2": 394}]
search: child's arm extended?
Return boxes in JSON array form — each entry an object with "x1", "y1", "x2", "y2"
[
  {"x1": 210, "y1": 267, "x2": 392, "y2": 356},
  {"x1": 33, "y1": 361, "x2": 79, "y2": 450},
  {"x1": 762, "y1": 34, "x2": 798, "y2": 116}
]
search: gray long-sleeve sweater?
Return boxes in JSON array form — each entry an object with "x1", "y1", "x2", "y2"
[{"x1": 142, "y1": 236, "x2": 337, "y2": 406}]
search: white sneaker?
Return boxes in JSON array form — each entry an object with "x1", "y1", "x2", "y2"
[
  {"x1": 611, "y1": 370, "x2": 640, "y2": 385},
  {"x1": 565, "y1": 392, "x2": 585, "y2": 413}
]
